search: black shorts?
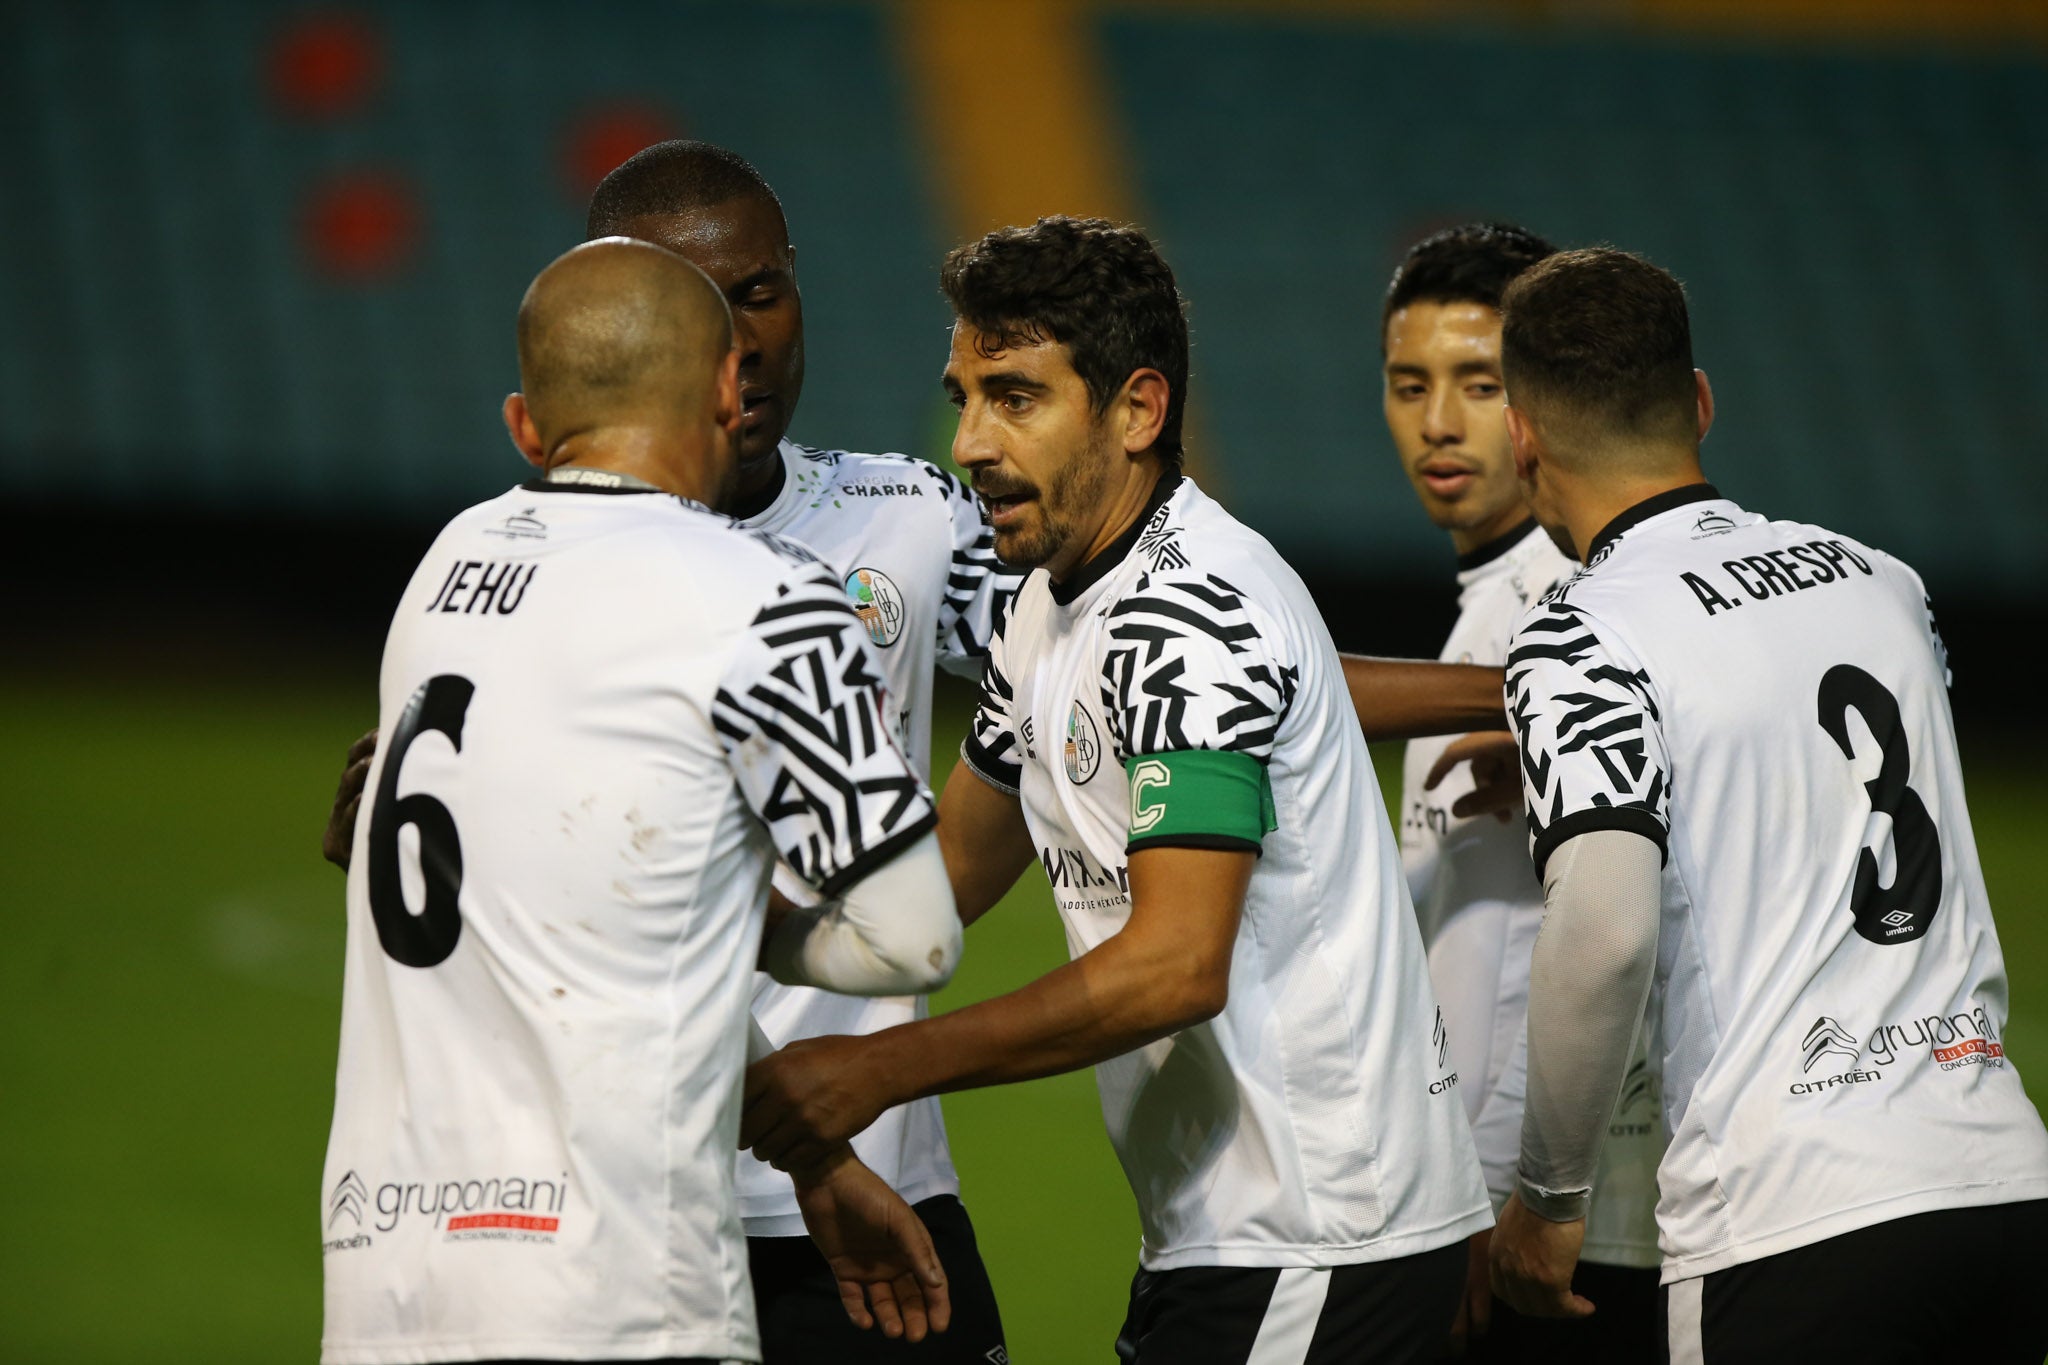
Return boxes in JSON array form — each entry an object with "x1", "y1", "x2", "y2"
[
  {"x1": 1459, "y1": 1260, "x2": 1664, "y2": 1364},
  {"x1": 1664, "y1": 1198, "x2": 2048, "y2": 1364},
  {"x1": 1114, "y1": 1241, "x2": 1465, "y2": 1364},
  {"x1": 748, "y1": 1193, "x2": 1008, "y2": 1364}
]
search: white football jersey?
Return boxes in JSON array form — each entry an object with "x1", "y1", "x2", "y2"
[
  {"x1": 1401, "y1": 521, "x2": 1663, "y2": 1269},
  {"x1": 735, "y1": 441, "x2": 1019, "y2": 1236},
  {"x1": 1505, "y1": 485, "x2": 2048, "y2": 1283},
  {"x1": 963, "y1": 473, "x2": 1492, "y2": 1272},
  {"x1": 320, "y1": 480, "x2": 936, "y2": 1364}
]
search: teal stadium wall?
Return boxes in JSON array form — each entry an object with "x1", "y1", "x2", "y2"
[{"x1": 3, "y1": 1, "x2": 2045, "y2": 601}]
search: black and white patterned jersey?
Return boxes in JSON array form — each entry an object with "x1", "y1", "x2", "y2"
[
  {"x1": 320, "y1": 482, "x2": 935, "y2": 1365},
  {"x1": 733, "y1": 440, "x2": 1021, "y2": 1235},
  {"x1": 1503, "y1": 484, "x2": 2048, "y2": 1283},
  {"x1": 961, "y1": 472, "x2": 1491, "y2": 1271},
  {"x1": 1400, "y1": 521, "x2": 1663, "y2": 1269}
]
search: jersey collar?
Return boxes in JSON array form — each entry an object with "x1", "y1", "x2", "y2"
[
  {"x1": 1584, "y1": 482, "x2": 1721, "y2": 564},
  {"x1": 1455, "y1": 517, "x2": 1541, "y2": 573},
  {"x1": 1048, "y1": 468, "x2": 1184, "y2": 606},
  {"x1": 733, "y1": 441, "x2": 803, "y2": 530}
]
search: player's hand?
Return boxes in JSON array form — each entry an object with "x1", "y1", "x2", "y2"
[
  {"x1": 1425, "y1": 731, "x2": 1522, "y2": 823},
  {"x1": 322, "y1": 729, "x2": 379, "y2": 871},
  {"x1": 1489, "y1": 1192, "x2": 1594, "y2": 1319},
  {"x1": 742, "y1": 1034, "x2": 891, "y2": 1174},
  {"x1": 1444, "y1": 1226, "x2": 1494, "y2": 1357},
  {"x1": 790, "y1": 1146, "x2": 951, "y2": 1342}
]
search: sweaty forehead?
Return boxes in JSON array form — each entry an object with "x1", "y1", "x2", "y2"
[
  {"x1": 1383, "y1": 300, "x2": 1503, "y2": 370},
  {"x1": 612, "y1": 197, "x2": 791, "y2": 288}
]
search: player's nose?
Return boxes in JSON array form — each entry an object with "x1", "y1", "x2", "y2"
[
  {"x1": 1422, "y1": 388, "x2": 1463, "y2": 444},
  {"x1": 950, "y1": 400, "x2": 999, "y2": 469}
]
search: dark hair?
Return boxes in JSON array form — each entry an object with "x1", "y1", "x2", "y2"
[
  {"x1": 1381, "y1": 222, "x2": 1555, "y2": 340},
  {"x1": 940, "y1": 216, "x2": 1190, "y2": 466},
  {"x1": 585, "y1": 140, "x2": 785, "y2": 240},
  {"x1": 1500, "y1": 247, "x2": 1697, "y2": 444}
]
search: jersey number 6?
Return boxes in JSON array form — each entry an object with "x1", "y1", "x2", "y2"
[
  {"x1": 1816, "y1": 664, "x2": 1941, "y2": 946},
  {"x1": 367, "y1": 674, "x2": 475, "y2": 967}
]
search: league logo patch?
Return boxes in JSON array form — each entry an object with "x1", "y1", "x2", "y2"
[
  {"x1": 845, "y1": 567, "x2": 905, "y2": 647},
  {"x1": 1065, "y1": 703, "x2": 1101, "y2": 784}
]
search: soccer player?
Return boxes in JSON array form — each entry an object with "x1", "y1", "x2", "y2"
[
  {"x1": 1380, "y1": 225, "x2": 1664, "y2": 1362},
  {"x1": 742, "y1": 217, "x2": 1495, "y2": 1362},
  {"x1": 320, "y1": 239, "x2": 963, "y2": 1365},
  {"x1": 1484, "y1": 247, "x2": 2048, "y2": 1361},
  {"x1": 328, "y1": 139, "x2": 1023, "y2": 1363}
]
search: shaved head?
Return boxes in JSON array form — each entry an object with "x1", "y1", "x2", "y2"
[{"x1": 516, "y1": 237, "x2": 734, "y2": 453}]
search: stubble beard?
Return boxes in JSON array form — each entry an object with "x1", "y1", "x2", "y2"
[{"x1": 992, "y1": 431, "x2": 1117, "y2": 571}]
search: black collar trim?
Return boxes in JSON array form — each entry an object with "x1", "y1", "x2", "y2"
[
  {"x1": 1049, "y1": 469, "x2": 1184, "y2": 606},
  {"x1": 1585, "y1": 482, "x2": 1721, "y2": 563},
  {"x1": 1456, "y1": 517, "x2": 1540, "y2": 573},
  {"x1": 520, "y1": 478, "x2": 664, "y2": 496}
]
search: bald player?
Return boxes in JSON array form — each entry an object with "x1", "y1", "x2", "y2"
[{"x1": 319, "y1": 240, "x2": 964, "y2": 1365}]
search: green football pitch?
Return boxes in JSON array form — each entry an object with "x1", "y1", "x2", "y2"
[{"x1": 2, "y1": 674, "x2": 2043, "y2": 1363}]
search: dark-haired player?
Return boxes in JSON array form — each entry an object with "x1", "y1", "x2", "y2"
[
  {"x1": 743, "y1": 217, "x2": 1494, "y2": 1362},
  {"x1": 1486, "y1": 247, "x2": 2048, "y2": 1362},
  {"x1": 1381, "y1": 225, "x2": 1664, "y2": 1362}
]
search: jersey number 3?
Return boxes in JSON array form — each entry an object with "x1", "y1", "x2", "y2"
[
  {"x1": 367, "y1": 674, "x2": 475, "y2": 967},
  {"x1": 1816, "y1": 664, "x2": 1941, "y2": 946}
]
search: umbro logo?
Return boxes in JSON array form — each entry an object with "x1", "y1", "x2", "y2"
[
  {"x1": 1801, "y1": 1017, "x2": 1860, "y2": 1073},
  {"x1": 328, "y1": 1170, "x2": 368, "y2": 1228}
]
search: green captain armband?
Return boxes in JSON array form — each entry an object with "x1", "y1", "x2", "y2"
[{"x1": 1124, "y1": 749, "x2": 1278, "y2": 855}]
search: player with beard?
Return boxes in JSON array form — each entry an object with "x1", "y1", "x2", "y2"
[
  {"x1": 742, "y1": 216, "x2": 1495, "y2": 1363},
  {"x1": 323, "y1": 149, "x2": 1512, "y2": 1357},
  {"x1": 1381, "y1": 224, "x2": 1665, "y2": 1363}
]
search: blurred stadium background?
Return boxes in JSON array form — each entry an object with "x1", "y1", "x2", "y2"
[{"x1": 3, "y1": 1, "x2": 2044, "y2": 1360}]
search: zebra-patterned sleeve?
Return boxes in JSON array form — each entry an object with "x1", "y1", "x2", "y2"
[
  {"x1": 1504, "y1": 598, "x2": 1670, "y2": 879},
  {"x1": 1100, "y1": 570, "x2": 1298, "y2": 764},
  {"x1": 960, "y1": 620, "x2": 1021, "y2": 795},
  {"x1": 928, "y1": 463, "x2": 1023, "y2": 676},
  {"x1": 712, "y1": 564, "x2": 937, "y2": 898}
]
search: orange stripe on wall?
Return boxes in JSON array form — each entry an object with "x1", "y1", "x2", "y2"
[{"x1": 893, "y1": 0, "x2": 1219, "y2": 486}]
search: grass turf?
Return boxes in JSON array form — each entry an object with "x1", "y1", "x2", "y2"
[{"x1": 0, "y1": 675, "x2": 2040, "y2": 1362}]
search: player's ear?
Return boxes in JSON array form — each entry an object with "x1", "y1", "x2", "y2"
[
  {"x1": 1119, "y1": 368, "x2": 1170, "y2": 457},
  {"x1": 712, "y1": 348, "x2": 743, "y2": 438},
  {"x1": 503, "y1": 393, "x2": 547, "y2": 468},
  {"x1": 1504, "y1": 403, "x2": 1540, "y2": 482},
  {"x1": 1694, "y1": 369, "x2": 1715, "y2": 443}
]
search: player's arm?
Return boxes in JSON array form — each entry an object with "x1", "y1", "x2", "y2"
[
  {"x1": 743, "y1": 834, "x2": 1253, "y2": 1173},
  {"x1": 1339, "y1": 654, "x2": 1505, "y2": 740},
  {"x1": 717, "y1": 563, "x2": 962, "y2": 997},
  {"x1": 936, "y1": 759, "x2": 1037, "y2": 927},
  {"x1": 1488, "y1": 599, "x2": 1670, "y2": 1319},
  {"x1": 745, "y1": 1015, "x2": 953, "y2": 1341}
]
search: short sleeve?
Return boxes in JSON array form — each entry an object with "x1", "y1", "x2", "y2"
[
  {"x1": 927, "y1": 463, "x2": 1023, "y2": 675},
  {"x1": 1101, "y1": 571, "x2": 1295, "y2": 854},
  {"x1": 959, "y1": 617, "x2": 1022, "y2": 795},
  {"x1": 1504, "y1": 598, "x2": 1671, "y2": 879},
  {"x1": 711, "y1": 564, "x2": 937, "y2": 897}
]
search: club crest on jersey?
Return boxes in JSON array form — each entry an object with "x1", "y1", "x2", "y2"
[
  {"x1": 845, "y1": 567, "x2": 904, "y2": 648},
  {"x1": 1064, "y1": 702, "x2": 1101, "y2": 784}
]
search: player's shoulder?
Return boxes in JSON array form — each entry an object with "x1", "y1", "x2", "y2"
[{"x1": 791, "y1": 442, "x2": 963, "y2": 503}]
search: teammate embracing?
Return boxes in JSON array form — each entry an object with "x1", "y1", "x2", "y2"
[
  {"x1": 1380, "y1": 225, "x2": 1664, "y2": 1362},
  {"x1": 1486, "y1": 248, "x2": 2048, "y2": 1362},
  {"x1": 744, "y1": 217, "x2": 1494, "y2": 1363}
]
